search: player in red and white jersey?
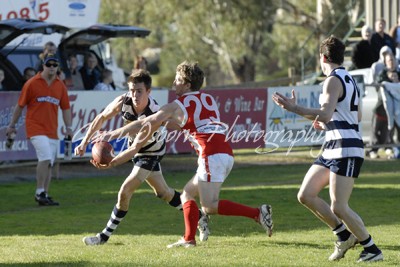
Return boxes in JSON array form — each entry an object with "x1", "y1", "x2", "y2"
[
  {"x1": 94, "y1": 61, "x2": 274, "y2": 248},
  {"x1": 174, "y1": 91, "x2": 233, "y2": 161}
]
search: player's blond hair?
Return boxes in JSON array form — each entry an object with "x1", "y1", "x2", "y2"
[{"x1": 176, "y1": 61, "x2": 204, "y2": 91}]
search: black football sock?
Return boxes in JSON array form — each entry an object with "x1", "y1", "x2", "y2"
[
  {"x1": 360, "y1": 235, "x2": 381, "y2": 253},
  {"x1": 168, "y1": 190, "x2": 183, "y2": 210},
  {"x1": 332, "y1": 223, "x2": 351, "y2": 241},
  {"x1": 168, "y1": 190, "x2": 204, "y2": 218}
]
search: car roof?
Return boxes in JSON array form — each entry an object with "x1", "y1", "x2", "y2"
[
  {"x1": 0, "y1": 18, "x2": 69, "y2": 49},
  {"x1": 59, "y1": 23, "x2": 151, "y2": 51}
]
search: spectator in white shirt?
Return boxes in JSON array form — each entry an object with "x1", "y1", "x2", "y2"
[{"x1": 94, "y1": 69, "x2": 115, "y2": 91}]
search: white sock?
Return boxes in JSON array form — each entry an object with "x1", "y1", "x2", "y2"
[{"x1": 36, "y1": 188, "x2": 45, "y2": 195}]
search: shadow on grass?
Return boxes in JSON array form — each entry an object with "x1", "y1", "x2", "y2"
[
  {"x1": 268, "y1": 240, "x2": 329, "y2": 250},
  {"x1": 0, "y1": 263, "x2": 89, "y2": 267},
  {"x1": 379, "y1": 244, "x2": 400, "y2": 252},
  {"x1": 0, "y1": 159, "x2": 398, "y2": 238},
  {"x1": 266, "y1": 241, "x2": 400, "y2": 253},
  {"x1": 0, "y1": 184, "x2": 398, "y2": 237}
]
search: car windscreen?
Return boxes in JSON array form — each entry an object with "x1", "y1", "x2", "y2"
[{"x1": 1, "y1": 48, "x2": 41, "y2": 74}]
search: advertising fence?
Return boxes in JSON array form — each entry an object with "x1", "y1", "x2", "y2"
[{"x1": 0, "y1": 86, "x2": 324, "y2": 162}]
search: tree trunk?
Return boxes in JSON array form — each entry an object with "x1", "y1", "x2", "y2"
[{"x1": 233, "y1": 56, "x2": 256, "y2": 83}]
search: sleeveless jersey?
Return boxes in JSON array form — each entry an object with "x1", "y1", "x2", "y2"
[
  {"x1": 321, "y1": 67, "x2": 364, "y2": 159},
  {"x1": 121, "y1": 95, "x2": 165, "y2": 156},
  {"x1": 174, "y1": 91, "x2": 233, "y2": 158}
]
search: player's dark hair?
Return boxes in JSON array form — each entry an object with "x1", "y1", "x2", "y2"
[
  {"x1": 176, "y1": 61, "x2": 204, "y2": 91},
  {"x1": 128, "y1": 69, "x2": 152, "y2": 89},
  {"x1": 319, "y1": 35, "x2": 345, "y2": 65}
]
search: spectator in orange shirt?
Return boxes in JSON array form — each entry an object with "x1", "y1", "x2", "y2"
[{"x1": 6, "y1": 54, "x2": 73, "y2": 206}]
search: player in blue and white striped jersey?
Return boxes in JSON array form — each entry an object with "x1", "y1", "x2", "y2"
[
  {"x1": 272, "y1": 36, "x2": 383, "y2": 263},
  {"x1": 75, "y1": 69, "x2": 209, "y2": 246}
]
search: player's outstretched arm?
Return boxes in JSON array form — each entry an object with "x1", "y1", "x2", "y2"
[
  {"x1": 93, "y1": 102, "x2": 181, "y2": 145},
  {"x1": 272, "y1": 78, "x2": 341, "y2": 123},
  {"x1": 91, "y1": 129, "x2": 154, "y2": 170},
  {"x1": 107, "y1": 102, "x2": 180, "y2": 139},
  {"x1": 109, "y1": 129, "x2": 154, "y2": 168},
  {"x1": 93, "y1": 120, "x2": 145, "y2": 143},
  {"x1": 75, "y1": 96, "x2": 123, "y2": 156}
]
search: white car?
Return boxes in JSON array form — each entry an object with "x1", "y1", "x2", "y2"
[{"x1": 349, "y1": 68, "x2": 377, "y2": 144}]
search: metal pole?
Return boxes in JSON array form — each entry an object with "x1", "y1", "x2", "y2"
[{"x1": 301, "y1": 48, "x2": 304, "y2": 82}]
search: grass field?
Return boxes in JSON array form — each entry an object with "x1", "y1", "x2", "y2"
[{"x1": 0, "y1": 152, "x2": 399, "y2": 266}]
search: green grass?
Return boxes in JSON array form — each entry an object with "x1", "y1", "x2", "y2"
[{"x1": 0, "y1": 155, "x2": 399, "y2": 266}]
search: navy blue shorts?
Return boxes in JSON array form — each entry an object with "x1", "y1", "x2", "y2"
[
  {"x1": 313, "y1": 156, "x2": 364, "y2": 178},
  {"x1": 133, "y1": 156, "x2": 163, "y2": 171}
]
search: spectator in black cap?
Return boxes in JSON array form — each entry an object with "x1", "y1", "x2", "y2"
[{"x1": 6, "y1": 52, "x2": 73, "y2": 207}]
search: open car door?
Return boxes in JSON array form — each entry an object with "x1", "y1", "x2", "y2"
[
  {"x1": 0, "y1": 18, "x2": 69, "y2": 49},
  {"x1": 59, "y1": 24, "x2": 150, "y2": 50},
  {"x1": 58, "y1": 24, "x2": 151, "y2": 89},
  {"x1": 0, "y1": 18, "x2": 69, "y2": 91}
]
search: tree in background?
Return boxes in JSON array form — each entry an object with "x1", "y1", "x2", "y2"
[
  {"x1": 99, "y1": 0, "x2": 362, "y2": 87},
  {"x1": 100, "y1": 0, "x2": 278, "y2": 86}
]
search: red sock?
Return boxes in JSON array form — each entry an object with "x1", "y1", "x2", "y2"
[
  {"x1": 183, "y1": 200, "x2": 199, "y2": 241},
  {"x1": 218, "y1": 199, "x2": 259, "y2": 220}
]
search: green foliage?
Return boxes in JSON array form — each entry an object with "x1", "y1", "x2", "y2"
[
  {"x1": 0, "y1": 156, "x2": 399, "y2": 266},
  {"x1": 99, "y1": 0, "x2": 280, "y2": 86},
  {"x1": 98, "y1": 1, "x2": 363, "y2": 87}
]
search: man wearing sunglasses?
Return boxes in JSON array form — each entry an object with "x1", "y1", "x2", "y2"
[{"x1": 6, "y1": 54, "x2": 73, "y2": 206}]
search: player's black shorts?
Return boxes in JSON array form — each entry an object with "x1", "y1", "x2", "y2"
[
  {"x1": 133, "y1": 155, "x2": 163, "y2": 171},
  {"x1": 313, "y1": 156, "x2": 364, "y2": 178}
]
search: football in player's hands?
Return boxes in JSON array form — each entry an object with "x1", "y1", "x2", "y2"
[{"x1": 92, "y1": 141, "x2": 114, "y2": 164}]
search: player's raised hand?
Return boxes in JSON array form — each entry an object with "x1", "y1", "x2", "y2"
[{"x1": 272, "y1": 89, "x2": 297, "y2": 112}]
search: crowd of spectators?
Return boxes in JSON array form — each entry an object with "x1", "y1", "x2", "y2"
[
  {"x1": 1, "y1": 40, "x2": 152, "y2": 92},
  {"x1": 351, "y1": 17, "x2": 400, "y2": 159}
]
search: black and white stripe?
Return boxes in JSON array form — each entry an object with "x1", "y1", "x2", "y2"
[
  {"x1": 346, "y1": 158, "x2": 356, "y2": 177},
  {"x1": 100, "y1": 206, "x2": 127, "y2": 241},
  {"x1": 322, "y1": 67, "x2": 364, "y2": 159},
  {"x1": 121, "y1": 95, "x2": 166, "y2": 156}
]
